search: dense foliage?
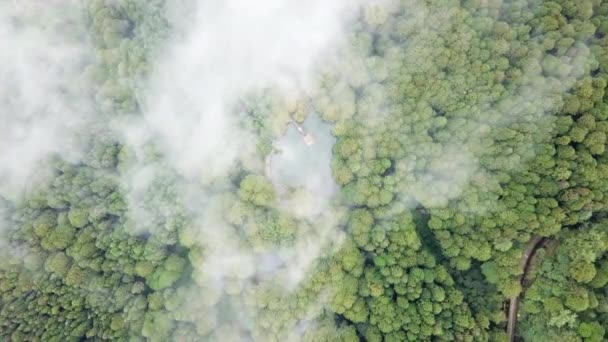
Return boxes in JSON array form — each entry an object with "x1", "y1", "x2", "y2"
[
  {"x1": 519, "y1": 218, "x2": 608, "y2": 341},
  {"x1": 1, "y1": 0, "x2": 608, "y2": 341}
]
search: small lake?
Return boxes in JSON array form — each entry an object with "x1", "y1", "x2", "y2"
[{"x1": 266, "y1": 114, "x2": 337, "y2": 216}]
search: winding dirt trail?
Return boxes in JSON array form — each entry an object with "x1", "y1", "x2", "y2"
[{"x1": 506, "y1": 236, "x2": 548, "y2": 342}]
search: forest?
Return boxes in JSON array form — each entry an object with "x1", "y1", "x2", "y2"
[{"x1": 1, "y1": 0, "x2": 608, "y2": 341}]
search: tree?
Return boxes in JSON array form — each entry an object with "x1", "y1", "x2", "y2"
[{"x1": 238, "y1": 175, "x2": 276, "y2": 207}]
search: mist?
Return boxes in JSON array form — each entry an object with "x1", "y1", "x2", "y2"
[
  {"x1": 130, "y1": 0, "x2": 371, "y2": 181},
  {"x1": 113, "y1": 0, "x2": 385, "y2": 338},
  {"x1": 0, "y1": 0, "x2": 602, "y2": 340},
  {"x1": 0, "y1": 1, "x2": 93, "y2": 201}
]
